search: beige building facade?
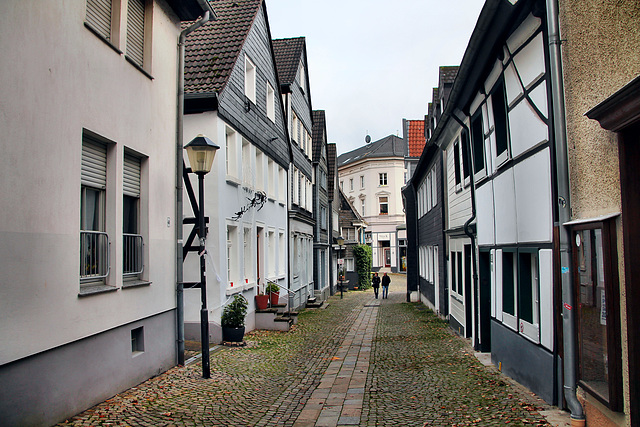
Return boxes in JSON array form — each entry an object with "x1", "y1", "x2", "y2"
[{"x1": 559, "y1": 1, "x2": 640, "y2": 425}]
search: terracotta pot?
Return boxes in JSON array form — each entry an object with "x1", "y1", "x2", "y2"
[
  {"x1": 269, "y1": 292, "x2": 279, "y2": 306},
  {"x1": 255, "y1": 294, "x2": 269, "y2": 310}
]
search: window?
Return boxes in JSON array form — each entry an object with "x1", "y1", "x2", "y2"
[
  {"x1": 123, "y1": 152, "x2": 143, "y2": 279},
  {"x1": 349, "y1": 178, "x2": 354, "y2": 191},
  {"x1": 426, "y1": 173, "x2": 433, "y2": 211},
  {"x1": 344, "y1": 227, "x2": 356, "y2": 241},
  {"x1": 86, "y1": 0, "x2": 115, "y2": 41},
  {"x1": 360, "y1": 198, "x2": 365, "y2": 216},
  {"x1": 243, "y1": 226, "x2": 253, "y2": 284},
  {"x1": 379, "y1": 196, "x2": 388, "y2": 215},
  {"x1": 268, "y1": 230, "x2": 276, "y2": 277},
  {"x1": 278, "y1": 230, "x2": 286, "y2": 274},
  {"x1": 379, "y1": 172, "x2": 388, "y2": 186},
  {"x1": 492, "y1": 79, "x2": 509, "y2": 166},
  {"x1": 291, "y1": 112, "x2": 299, "y2": 144},
  {"x1": 360, "y1": 175, "x2": 365, "y2": 189},
  {"x1": 461, "y1": 129, "x2": 470, "y2": 183},
  {"x1": 245, "y1": 55, "x2": 256, "y2": 103},
  {"x1": 320, "y1": 206, "x2": 327, "y2": 230},
  {"x1": 255, "y1": 149, "x2": 264, "y2": 191},
  {"x1": 450, "y1": 251, "x2": 457, "y2": 293},
  {"x1": 267, "y1": 158, "x2": 275, "y2": 198},
  {"x1": 131, "y1": 326, "x2": 144, "y2": 354},
  {"x1": 125, "y1": 0, "x2": 146, "y2": 68},
  {"x1": 346, "y1": 258, "x2": 355, "y2": 272},
  {"x1": 266, "y1": 82, "x2": 275, "y2": 122},
  {"x1": 518, "y1": 252, "x2": 538, "y2": 328},
  {"x1": 279, "y1": 166, "x2": 286, "y2": 203},
  {"x1": 453, "y1": 138, "x2": 462, "y2": 188},
  {"x1": 227, "y1": 225, "x2": 238, "y2": 287},
  {"x1": 573, "y1": 223, "x2": 622, "y2": 410},
  {"x1": 242, "y1": 139, "x2": 251, "y2": 186},
  {"x1": 299, "y1": 62, "x2": 306, "y2": 93},
  {"x1": 80, "y1": 135, "x2": 109, "y2": 285},
  {"x1": 225, "y1": 127, "x2": 238, "y2": 178},
  {"x1": 340, "y1": 180, "x2": 344, "y2": 190},
  {"x1": 502, "y1": 250, "x2": 517, "y2": 329},
  {"x1": 430, "y1": 169, "x2": 437, "y2": 208},
  {"x1": 471, "y1": 111, "x2": 486, "y2": 178}
]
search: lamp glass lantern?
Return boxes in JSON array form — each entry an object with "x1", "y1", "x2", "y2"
[
  {"x1": 337, "y1": 236, "x2": 344, "y2": 247},
  {"x1": 184, "y1": 134, "x2": 220, "y2": 174}
]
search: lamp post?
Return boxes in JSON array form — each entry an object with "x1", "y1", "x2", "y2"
[
  {"x1": 337, "y1": 236, "x2": 345, "y2": 299},
  {"x1": 184, "y1": 134, "x2": 219, "y2": 379}
]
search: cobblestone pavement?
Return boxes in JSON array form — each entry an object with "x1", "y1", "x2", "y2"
[{"x1": 59, "y1": 275, "x2": 558, "y2": 426}]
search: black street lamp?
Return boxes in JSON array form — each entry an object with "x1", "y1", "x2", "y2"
[
  {"x1": 337, "y1": 236, "x2": 345, "y2": 299},
  {"x1": 184, "y1": 134, "x2": 219, "y2": 379}
]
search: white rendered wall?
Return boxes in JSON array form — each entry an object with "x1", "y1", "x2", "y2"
[{"x1": 0, "y1": 1, "x2": 183, "y2": 365}]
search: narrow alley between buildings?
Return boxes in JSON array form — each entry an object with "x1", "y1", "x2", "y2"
[{"x1": 59, "y1": 275, "x2": 565, "y2": 427}]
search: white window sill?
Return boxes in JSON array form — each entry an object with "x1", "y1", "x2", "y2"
[
  {"x1": 78, "y1": 284, "x2": 118, "y2": 297},
  {"x1": 226, "y1": 176, "x2": 241, "y2": 186},
  {"x1": 122, "y1": 280, "x2": 152, "y2": 289}
]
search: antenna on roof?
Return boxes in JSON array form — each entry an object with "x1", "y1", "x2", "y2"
[{"x1": 365, "y1": 135, "x2": 371, "y2": 144}]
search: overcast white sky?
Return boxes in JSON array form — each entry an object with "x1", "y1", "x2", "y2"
[{"x1": 265, "y1": 0, "x2": 485, "y2": 155}]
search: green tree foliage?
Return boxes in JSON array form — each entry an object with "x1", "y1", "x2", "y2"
[{"x1": 353, "y1": 244, "x2": 372, "y2": 290}]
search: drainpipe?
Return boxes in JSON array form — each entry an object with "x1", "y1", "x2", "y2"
[
  {"x1": 176, "y1": 9, "x2": 213, "y2": 366},
  {"x1": 451, "y1": 113, "x2": 480, "y2": 349},
  {"x1": 545, "y1": 0, "x2": 584, "y2": 425}
]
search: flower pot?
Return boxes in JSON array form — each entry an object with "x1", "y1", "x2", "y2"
[
  {"x1": 255, "y1": 294, "x2": 269, "y2": 310},
  {"x1": 222, "y1": 326, "x2": 245, "y2": 343},
  {"x1": 269, "y1": 292, "x2": 279, "y2": 306}
]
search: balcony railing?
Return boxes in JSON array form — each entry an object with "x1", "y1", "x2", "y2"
[
  {"x1": 80, "y1": 231, "x2": 110, "y2": 280},
  {"x1": 123, "y1": 233, "x2": 144, "y2": 277}
]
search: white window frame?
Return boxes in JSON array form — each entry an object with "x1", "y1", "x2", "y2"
[
  {"x1": 379, "y1": 172, "x2": 388, "y2": 186},
  {"x1": 266, "y1": 81, "x2": 275, "y2": 122},
  {"x1": 225, "y1": 126, "x2": 238, "y2": 180},
  {"x1": 226, "y1": 224, "x2": 239, "y2": 288},
  {"x1": 243, "y1": 225, "x2": 254, "y2": 285},
  {"x1": 245, "y1": 55, "x2": 256, "y2": 103},
  {"x1": 346, "y1": 258, "x2": 355, "y2": 272}
]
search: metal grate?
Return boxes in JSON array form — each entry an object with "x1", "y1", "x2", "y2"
[
  {"x1": 80, "y1": 231, "x2": 110, "y2": 280},
  {"x1": 123, "y1": 233, "x2": 144, "y2": 276}
]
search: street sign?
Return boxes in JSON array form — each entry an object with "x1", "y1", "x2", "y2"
[{"x1": 338, "y1": 258, "x2": 344, "y2": 265}]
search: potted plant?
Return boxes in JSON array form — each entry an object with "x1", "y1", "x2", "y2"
[
  {"x1": 265, "y1": 282, "x2": 279, "y2": 306},
  {"x1": 255, "y1": 284, "x2": 269, "y2": 310},
  {"x1": 221, "y1": 294, "x2": 248, "y2": 342}
]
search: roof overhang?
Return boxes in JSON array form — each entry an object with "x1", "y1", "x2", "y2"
[
  {"x1": 586, "y1": 74, "x2": 640, "y2": 132},
  {"x1": 166, "y1": 0, "x2": 215, "y2": 21},
  {"x1": 185, "y1": 92, "x2": 218, "y2": 114}
]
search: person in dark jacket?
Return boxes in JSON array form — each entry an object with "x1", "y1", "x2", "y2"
[
  {"x1": 371, "y1": 273, "x2": 380, "y2": 299},
  {"x1": 381, "y1": 273, "x2": 391, "y2": 299}
]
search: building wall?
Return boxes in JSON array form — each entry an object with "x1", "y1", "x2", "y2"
[
  {"x1": 183, "y1": 4, "x2": 290, "y2": 339},
  {"x1": 339, "y1": 157, "x2": 405, "y2": 270},
  {"x1": 0, "y1": 1, "x2": 187, "y2": 424},
  {"x1": 559, "y1": 0, "x2": 640, "y2": 423}
]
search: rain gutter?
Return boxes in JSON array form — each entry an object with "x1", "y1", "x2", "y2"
[
  {"x1": 545, "y1": 0, "x2": 584, "y2": 424},
  {"x1": 176, "y1": 6, "x2": 216, "y2": 366}
]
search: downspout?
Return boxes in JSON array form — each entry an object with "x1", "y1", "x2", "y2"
[
  {"x1": 451, "y1": 113, "x2": 480, "y2": 350},
  {"x1": 545, "y1": 0, "x2": 585, "y2": 424},
  {"x1": 176, "y1": 9, "x2": 213, "y2": 366}
]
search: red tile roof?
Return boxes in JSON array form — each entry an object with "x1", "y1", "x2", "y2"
[{"x1": 407, "y1": 120, "x2": 426, "y2": 158}]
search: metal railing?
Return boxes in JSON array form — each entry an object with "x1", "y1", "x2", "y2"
[
  {"x1": 80, "y1": 231, "x2": 110, "y2": 280},
  {"x1": 123, "y1": 233, "x2": 144, "y2": 277}
]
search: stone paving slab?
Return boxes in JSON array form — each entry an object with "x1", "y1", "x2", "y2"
[{"x1": 58, "y1": 275, "x2": 564, "y2": 427}]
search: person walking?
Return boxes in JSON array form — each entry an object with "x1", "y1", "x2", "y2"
[
  {"x1": 371, "y1": 272, "x2": 381, "y2": 299},
  {"x1": 381, "y1": 272, "x2": 390, "y2": 299}
]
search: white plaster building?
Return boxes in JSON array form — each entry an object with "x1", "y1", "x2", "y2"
[
  {"x1": 182, "y1": 0, "x2": 290, "y2": 341},
  {"x1": 337, "y1": 135, "x2": 406, "y2": 272},
  {"x1": 0, "y1": 0, "x2": 213, "y2": 425}
]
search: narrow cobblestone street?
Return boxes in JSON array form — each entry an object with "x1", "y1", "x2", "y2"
[{"x1": 59, "y1": 275, "x2": 562, "y2": 427}]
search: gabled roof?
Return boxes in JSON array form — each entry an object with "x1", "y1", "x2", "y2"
[
  {"x1": 337, "y1": 135, "x2": 406, "y2": 168},
  {"x1": 312, "y1": 110, "x2": 326, "y2": 162},
  {"x1": 339, "y1": 187, "x2": 367, "y2": 226},
  {"x1": 272, "y1": 37, "x2": 305, "y2": 87},
  {"x1": 184, "y1": 0, "x2": 262, "y2": 95},
  {"x1": 327, "y1": 142, "x2": 337, "y2": 202},
  {"x1": 406, "y1": 120, "x2": 426, "y2": 158}
]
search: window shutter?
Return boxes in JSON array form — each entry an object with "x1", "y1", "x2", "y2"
[
  {"x1": 126, "y1": 0, "x2": 145, "y2": 67},
  {"x1": 86, "y1": 0, "x2": 112, "y2": 41},
  {"x1": 123, "y1": 153, "x2": 141, "y2": 197},
  {"x1": 82, "y1": 137, "x2": 107, "y2": 189}
]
